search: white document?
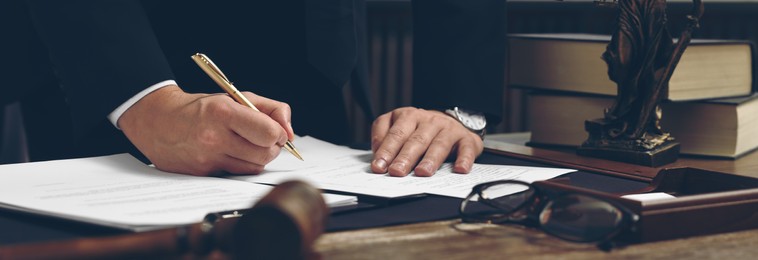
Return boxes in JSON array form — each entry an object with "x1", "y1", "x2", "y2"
[
  {"x1": 621, "y1": 192, "x2": 677, "y2": 203},
  {"x1": 0, "y1": 154, "x2": 355, "y2": 231},
  {"x1": 233, "y1": 136, "x2": 576, "y2": 199}
]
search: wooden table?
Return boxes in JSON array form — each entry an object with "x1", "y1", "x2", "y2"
[
  {"x1": 316, "y1": 220, "x2": 758, "y2": 259},
  {"x1": 483, "y1": 133, "x2": 758, "y2": 180},
  {"x1": 316, "y1": 134, "x2": 758, "y2": 259},
  {"x1": 3, "y1": 133, "x2": 754, "y2": 259}
]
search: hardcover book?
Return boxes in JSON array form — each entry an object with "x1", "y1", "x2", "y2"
[
  {"x1": 509, "y1": 33, "x2": 754, "y2": 101},
  {"x1": 526, "y1": 92, "x2": 758, "y2": 158}
]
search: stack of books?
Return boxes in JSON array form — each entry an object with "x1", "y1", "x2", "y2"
[{"x1": 510, "y1": 33, "x2": 757, "y2": 158}]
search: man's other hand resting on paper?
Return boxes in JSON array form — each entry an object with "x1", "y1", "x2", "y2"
[{"x1": 370, "y1": 107, "x2": 484, "y2": 177}]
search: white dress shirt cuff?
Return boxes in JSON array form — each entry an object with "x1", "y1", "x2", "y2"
[{"x1": 108, "y1": 80, "x2": 177, "y2": 129}]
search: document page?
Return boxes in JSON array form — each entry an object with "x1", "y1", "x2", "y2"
[
  {"x1": 232, "y1": 136, "x2": 576, "y2": 199},
  {"x1": 0, "y1": 154, "x2": 355, "y2": 231}
]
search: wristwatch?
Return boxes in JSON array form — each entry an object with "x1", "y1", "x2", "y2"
[{"x1": 444, "y1": 107, "x2": 487, "y2": 140}]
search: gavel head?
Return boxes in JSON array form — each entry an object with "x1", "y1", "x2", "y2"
[{"x1": 213, "y1": 180, "x2": 329, "y2": 260}]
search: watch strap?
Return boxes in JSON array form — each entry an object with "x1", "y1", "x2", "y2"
[{"x1": 444, "y1": 107, "x2": 486, "y2": 140}]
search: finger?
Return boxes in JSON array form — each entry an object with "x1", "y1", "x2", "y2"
[
  {"x1": 371, "y1": 115, "x2": 417, "y2": 174},
  {"x1": 221, "y1": 97, "x2": 288, "y2": 147},
  {"x1": 413, "y1": 132, "x2": 457, "y2": 177},
  {"x1": 223, "y1": 130, "x2": 282, "y2": 166},
  {"x1": 370, "y1": 113, "x2": 392, "y2": 152},
  {"x1": 161, "y1": 153, "x2": 234, "y2": 177},
  {"x1": 242, "y1": 92, "x2": 295, "y2": 141},
  {"x1": 452, "y1": 138, "x2": 483, "y2": 174},
  {"x1": 369, "y1": 113, "x2": 392, "y2": 173},
  {"x1": 387, "y1": 123, "x2": 443, "y2": 177},
  {"x1": 152, "y1": 136, "x2": 270, "y2": 177},
  {"x1": 184, "y1": 143, "x2": 272, "y2": 176},
  {"x1": 218, "y1": 155, "x2": 266, "y2": 175}
]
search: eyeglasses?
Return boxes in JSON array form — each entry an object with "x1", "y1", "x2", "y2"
[{"x1": 459, "y1": 180, "x2": 638, "y2": 248}]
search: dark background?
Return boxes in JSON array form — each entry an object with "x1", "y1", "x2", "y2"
[{"x1": 4, "y1": 0, "x2": 758, "y2": 162}]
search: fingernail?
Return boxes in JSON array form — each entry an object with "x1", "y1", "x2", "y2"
[
  {"x1": 390, "y1": 162, "x2": 407, "y2": 174},
  {"x1": 373, "y1": 158, "x2": 388, "y2": 171},
  {"x1": 454, "y1": 162, "x2": 471, "y2": 173},
  {"x1": 416, "y1": 161, "x2": 434, "y2": 175}
]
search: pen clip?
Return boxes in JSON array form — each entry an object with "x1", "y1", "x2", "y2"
[{"x1": 192, "y1": 53, "x2": 231, "y2": 84}]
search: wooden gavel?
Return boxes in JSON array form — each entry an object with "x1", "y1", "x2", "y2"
[{"x1": 0, "y1": 180, "x2": 329, "y2": 260}]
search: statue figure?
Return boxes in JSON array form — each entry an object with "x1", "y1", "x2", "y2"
[{"x1": 578, "y1": 0, "x2": 704, "y2": 167}]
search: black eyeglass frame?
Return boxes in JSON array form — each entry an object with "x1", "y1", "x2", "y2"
[{"x1": 459, "y1": 179, "x2": 640, "y2": 245}]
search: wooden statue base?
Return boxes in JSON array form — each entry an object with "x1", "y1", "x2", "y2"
[
  {"x1": 578, "y1": 119, "x2": 680, "y2": 167},
  {"x1": 577, "y1": 141, "x2": 680, "y2": 167}
]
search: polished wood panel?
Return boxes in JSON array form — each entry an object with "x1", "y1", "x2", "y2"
[
  {"x1": 316, "y1": 220, "x2": 758, "y2": 260},
  {"x1": 484, "y1": 134, "x2": 758, "y2": 181},
  {"x1": 675, "y1": 152, "x2": 758, "y2": 179}
]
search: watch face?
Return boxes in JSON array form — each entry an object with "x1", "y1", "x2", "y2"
[{"x1": 456, "y1": 108, "x2": 487, "y2": 131}]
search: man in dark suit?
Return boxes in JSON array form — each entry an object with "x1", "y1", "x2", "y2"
[{"x1": 5, "y1": 0, "x2": 504, "y2": 177}]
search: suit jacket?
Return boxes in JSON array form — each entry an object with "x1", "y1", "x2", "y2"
[
  {"x1": 412, "y1": 0, "x2": 505, "y2": 122},
  {"x1": 7, "y1": 0, "x2": 503, "y2": 162},
  {"x1": 10, "y1": 0, "x2": 368, "y2": 160}
]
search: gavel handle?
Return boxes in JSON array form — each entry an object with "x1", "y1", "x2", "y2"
[
  {"x1": 0, "y1": 227, "x2": 160, "y2": 259},
  {"x1": 0, "y1": 223, "x2": 221, "y2": 260}
]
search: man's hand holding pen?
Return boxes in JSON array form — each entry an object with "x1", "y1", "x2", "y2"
[
  {"x1": 118, "y1": 53, "x2": 301, "y2": 176},
  {"x1": 118, "y1": 85, "x2": 294, "y2": 176}
]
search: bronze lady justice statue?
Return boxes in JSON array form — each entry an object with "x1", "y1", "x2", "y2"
[{"x1": 578, "y1": 0, "x2": 704, "y2": 166}]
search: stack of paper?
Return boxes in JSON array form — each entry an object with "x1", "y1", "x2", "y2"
[
  {"x1": 233, "y1": 136, "x2": 576, "y2": 199},
  {"x1": 0, "y1": 136, "x2": 575, "y2": 231},
  {"x1": 0, "y1": 154, "x2": 355, "y2": 231}
]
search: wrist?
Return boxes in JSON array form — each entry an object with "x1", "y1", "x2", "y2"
[{"x1": 118, "y1": 85, "x2": 185, "y2": 133}]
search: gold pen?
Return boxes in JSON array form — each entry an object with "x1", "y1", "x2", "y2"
[{"x1": 191, "y1": 53, "x2": 303, "y2": 161}]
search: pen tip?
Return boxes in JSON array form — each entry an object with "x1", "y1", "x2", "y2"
[{"x1": 285, "y1": 141, "x2": 304, "y2": 161}]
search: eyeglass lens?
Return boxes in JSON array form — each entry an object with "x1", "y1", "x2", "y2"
[{"x1": 540, "y1": 194, "x2": 625, "y2": 242}]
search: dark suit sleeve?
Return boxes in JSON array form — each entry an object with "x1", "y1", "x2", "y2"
[
  {"x1": 411, "y1": 0, "x2": 505, "y2": 124},
  {"x1": 25, "y1": 0, "x2": 174, "y2": 137}
]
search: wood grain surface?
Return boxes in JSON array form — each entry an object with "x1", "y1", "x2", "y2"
[{"x1": 316, "y1": 220, "x2": 758, "y2": 260}]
